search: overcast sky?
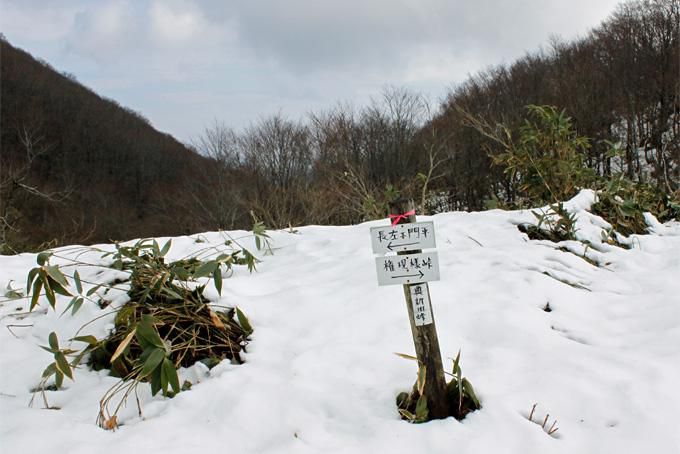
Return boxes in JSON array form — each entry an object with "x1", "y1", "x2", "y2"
[{"x1": 1, "y1": 0, "x2": 622, "y2": 143}]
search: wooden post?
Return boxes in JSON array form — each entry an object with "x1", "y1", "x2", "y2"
[{"x1": 389, "y1": 198, "x2": 448, "y2": 420}]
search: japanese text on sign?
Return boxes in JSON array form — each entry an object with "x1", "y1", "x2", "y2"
[
  {"x1": 375, "y1": 251, "x2": 440, "y2": 286},
  {"x1": 409, "y1": 283, "x2": 433, "y2": 326},
  {"x1": 370, "y1": 221, "x2": 436, "y2": 254}
]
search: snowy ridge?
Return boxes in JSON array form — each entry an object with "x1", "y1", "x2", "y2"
[{"x1": 1, "y1": 192, "x2": 679, "y2": 453}]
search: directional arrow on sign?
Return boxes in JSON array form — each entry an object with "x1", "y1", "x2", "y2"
[
  {"x1": 370, "y1": 221, "x2": 436, "y2": 255},
  {"x1": 386, "y1": 241, "x2": 420, "y2": 251},
  {"x1": 392, "y1": 270, "x2": 425, "y2": 279},
  {"x1": 375, "y1": 252, "x2": 440, "y2": 286}
]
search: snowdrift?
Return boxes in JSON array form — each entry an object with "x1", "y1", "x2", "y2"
[{"x1": 1, "y1": 191, "x2": 679, "y2": 453}]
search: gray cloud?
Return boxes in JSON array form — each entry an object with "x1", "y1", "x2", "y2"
[
  {"x1": 66, "y1": 1, "x2": 148, "y2": 63},
  {"x1": 193, "y1": 0, "x2": 619, "y2": 73},
  {"x1": 0, "y1": 0, "x2": 621, "y2": 140}
]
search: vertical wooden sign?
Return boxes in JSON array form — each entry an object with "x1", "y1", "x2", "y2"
[{"x1": 383, "y1": 199, "x2": 448, "y2": 420}]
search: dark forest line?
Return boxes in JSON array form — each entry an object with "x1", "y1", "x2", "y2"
[
  {"x1": 1, "y1": 0, "x2": 678, "y2": 253},
  {"x1": 1, "y1": 38, "x2": 215, "y2": 251}
]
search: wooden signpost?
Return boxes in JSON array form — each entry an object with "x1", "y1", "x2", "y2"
[{"x1": 371, "y1": 200, "x2": 448, "y2": 420}]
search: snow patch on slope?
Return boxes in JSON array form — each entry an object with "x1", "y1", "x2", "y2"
[{"x1": 1, "y1": 192, "x2": 679, "y2": 453}]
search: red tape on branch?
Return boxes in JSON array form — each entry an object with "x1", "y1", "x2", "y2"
[{"x1": 388, "y1": 209, "x2": 416, "y2": 226}]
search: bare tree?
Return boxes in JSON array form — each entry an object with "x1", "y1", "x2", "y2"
[
  {"x1": 239, "y1": 114, "x2": 313, "y2": 227},
  {"x1": 0, "y1": 127, "x2": 70, "y2": 253},
  {"x1": 189, "y1": 121, "x2": 246, "y2": 229}
]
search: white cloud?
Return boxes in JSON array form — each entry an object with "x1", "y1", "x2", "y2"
[
  {"x1": 0, "y1": 0, "x2": 622, "y2": 141},
  {"x1": 150, "y1": 1, "x2": 202, "y2": 43},
  {"x1": 0, "y1": 3, "x2": 72, "y2": 41},
  {"x1": 65, "y1": 0, "x2": 145, "y2": 63}
]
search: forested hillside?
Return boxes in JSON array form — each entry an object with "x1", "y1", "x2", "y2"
[
  {"x1": 435, "y1": 0, "x2": 679, "y2": 210},
  {"x1": 188, "y1": 0, "x2": 679, "y2": 226},
  {"x1": 0, "y1": 38, "x2": 214, "y2": 251},
  {"x1": 1, "y1": 0, "x2": 678, "y2": 253}
]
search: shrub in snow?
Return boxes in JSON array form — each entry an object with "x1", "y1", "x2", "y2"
[
  {"x1": 518, "y1": 203, "x2": 578, "y2": 242},
  {"x1": 396, "y1": 350, "x2": 480, "y2": 423},
  {"x1": 478, "y1": 104, "x2": 679, "y2": 242},
  {"x1": 25, "y1": 229, "x2": 269, "y2": 429},
  {"x1": 591, "y1": 175, "x2": 680, "y2": 235}
]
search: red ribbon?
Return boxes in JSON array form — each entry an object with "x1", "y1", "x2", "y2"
[{"x1": 388, "y1": 209, "x2": 416, "y2": 226}]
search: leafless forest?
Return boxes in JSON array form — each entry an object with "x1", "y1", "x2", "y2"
[{"x1": 1, "y1": 0, "x2": 677, "y2": 252}]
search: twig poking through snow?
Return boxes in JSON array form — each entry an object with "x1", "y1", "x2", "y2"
[
  {"x1": 5, "y1": 323, "x2": 33, "y2": 338},
  {"x1": 527, "y1": 404, "x2": 560, "y2": 437},
  {"x1": 466, "y1": 235, "x2": 484, "y2": 247}
]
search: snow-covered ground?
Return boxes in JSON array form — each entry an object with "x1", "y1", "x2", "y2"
[{"x1": 1, "y1": 191, "x2": 679, "y2": 453}]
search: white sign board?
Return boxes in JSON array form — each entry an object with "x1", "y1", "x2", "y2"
[
  {"x1": 409, "y1": 283, "x2": 433, "y2": 326},
  {"x1": 370, "y1": 222, "x2": 436, "y2": 254},
  {"x1": 375, "y1": 252, "x2": 440, "y2": 286}
]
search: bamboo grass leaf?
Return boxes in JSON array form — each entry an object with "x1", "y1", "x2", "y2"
[
  {"x1": 51, "y1": 281, "x2": 71, "y2": 299},
  {"x1": 30, "y1": 278, "x2": 43, "y2": 311},
  {"x1": 55, "y1": 352, "x2": 73, "y2": 380},
  {"x1": 213, "y1": 267, "x2": 223, "y2": 296},
  {"x1": 44, "y1": 265, "x2": 69, "y2": 288},
  {"x1": 42, "y1": 362, "x2": 57, "y2": 378},
  {"x1": 136, "y1": 315, "x2": 164, "y2": 349},
  {"x1": 37, "y1": 252, "x2": 51, "y2": 266},
  {"x1": 452, "y1": 350, "x2": 461, "y2": 376},
  {"x1": 162, "y1": 358, "x2": 180, "y2": 395},
  {"x1": 398, "y1": 409, "x2": 416, "y2": 421},
  {"x1": 43, "y1": 278, "x2": 56, "y2": 308},
  {"x1": 417, "y1": 365, "x2": 426, "y2": 396},
  {"x1": 160, "y1": 240, "x2": 172, "y2": 257},
  {"x1": 193, "y1": 261, "x2": 218, "y2": 279},
  {"x1": 26, "y1": 267, "x2": 39, "y2": 294},
  {"x1": 415, "y1": 394, "x2": 429, "y2": 422},
  {"x1": 462, "y1": 378, "x2": 480, "y2": 408},
  {"x1": 71, "y1": 297, "x2": 84, "y2": 315},
  {"x1": 110, "y1": 328, "x2": 136, "y2": 364},
  {"x1": 139, "y1": 348, "x2": 165, "y2": 379},
  {"x1": 209, "y1": 310, "x2": 225, "y2": 329},
  {"x1": 55, "y1": 370, "x2": 64, "y2": 388},
  {"x1": 48, "y1": 332, "x2": 59, "y2": 351},
  {"x1": 236, "y1": 307, "x2": 253, "y2": 336},
  {"x1": 86, "y1": 284, "x2": 102, "y2": 296},
  {"x1": 73, "y1": 270, "x2": 83, "y2": 294},
  {"x1": 150, "y1": 364, "x2": 163, "y2": 396},
  {"x1": 394, "y1": 352, "x2": 418, "y2": 362},
  {"x1": 72, "y1": 335, "x2": 98, "y2": 346}
]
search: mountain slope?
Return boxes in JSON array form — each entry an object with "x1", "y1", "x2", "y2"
[{"x1": 1, "y1": 38, "x2": 214, "y2": 250}]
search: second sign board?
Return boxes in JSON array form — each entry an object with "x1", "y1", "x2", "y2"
[{"x1": 375, "y1": 251, "x2": 440, "y2": 286}]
